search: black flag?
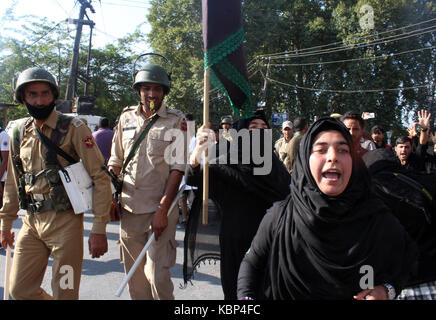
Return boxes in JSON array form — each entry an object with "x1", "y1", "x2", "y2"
[{"x1": 202, "y1": 0, "x2": 253, "y2": 118}]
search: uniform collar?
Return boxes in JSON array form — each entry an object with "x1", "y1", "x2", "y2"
[{"x1": 136, "y1": 102, "x2": 168, "y2": 119}]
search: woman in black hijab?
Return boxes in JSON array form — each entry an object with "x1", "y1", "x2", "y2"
[
  {"x1": 184, "y1": 110, "x2": 291, "y2": 300},
  {"x1": 237, "y1": 117, "x2": 418, "y2": 300}
]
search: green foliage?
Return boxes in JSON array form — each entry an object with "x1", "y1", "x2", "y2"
[{"x1": 1, "y1": 0, "x2": 434, "y2": 136}]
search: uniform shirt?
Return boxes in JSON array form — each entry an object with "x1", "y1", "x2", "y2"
[
  {"x1": 0, "y1": 110, "x2": 112, "y2": 234},
  {"x1": 0, "y1": 130, "x2": 10, "y2": 182},
  {"x1": 108, "y1": 103, "x2": 186, "y2": 214},
  {"x1": 274, "y1": 137, "x2": 292, "y2": 162},
  {"x1": 283, "y1": 133, "x2": 304, "y2": 174}
]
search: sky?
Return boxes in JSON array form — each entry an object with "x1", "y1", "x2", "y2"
[{"x1": 0, "y1": 0, "x2": 151, "y2": 52}]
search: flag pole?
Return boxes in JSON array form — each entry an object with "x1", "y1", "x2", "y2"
[{"x1": 202, "y1": 67, "x2": 210, "y2": 225}]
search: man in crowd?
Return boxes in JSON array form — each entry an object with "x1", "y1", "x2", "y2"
[
  {"x1": 371, "y1": 125, "x2": 391, "y2": 149},
  {"x1": 220, "y1": 115, "x2": 233, "y2": 142},
  {"x1": 341, "y1": 111, "x2": 376, "y2": 156},
  {"x1": 274, "y1": 120, "x2": 294, "y2": 162},
  {"x1": 92, "y1": 117, "x2": 114, "y2": 165},
  {"x1": 284, "y1": 117, "x2": 308, "y2": 174},
  {"x1": 108, "y1": 61, "x2": 186, "y2": 300},
  {"x1": 0, "y1": 67, "x2": 111, "y2": 300},
  {"x1": 395, "y1": 110, "x2": 433, "y2": 172}
]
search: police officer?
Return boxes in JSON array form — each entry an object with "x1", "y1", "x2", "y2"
[
  {"x1": 108, "y1": 61, "x2": 186, "y2": 300},
  {"x1": 274, "y1": 120, "x2": 294, "y2": 160},
  {"x1": 0, "y1": 67, "x2": 112, "y2": 300},
  {"x1": 220, "y1": 116, "x2": 233, "y2": 142}
]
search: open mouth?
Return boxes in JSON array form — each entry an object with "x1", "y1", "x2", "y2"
[{"x1": 322, "y1": 171, "x2": 341, "y2": 181}]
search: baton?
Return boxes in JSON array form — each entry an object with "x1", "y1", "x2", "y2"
[
  {"x1": 3, "y1": 246, "x2": 12, "y2": 300},
  {"x1": 114, "y1": 184, "x2": 185, "y2": 297}
]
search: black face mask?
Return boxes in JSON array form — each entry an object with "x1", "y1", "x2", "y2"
[{"x1": 25, "y1": 101, "x2": 56, "y2": 120}]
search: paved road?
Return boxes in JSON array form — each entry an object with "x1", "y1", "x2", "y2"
[{"x1": 0, "y1": 210, "x2": 224, "y2": 300}]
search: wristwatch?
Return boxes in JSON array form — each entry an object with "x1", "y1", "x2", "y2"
[{"x1": 383, "y1": 283, "x2": 396, "y2": 300}]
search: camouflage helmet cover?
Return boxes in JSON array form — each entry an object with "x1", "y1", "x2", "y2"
[
  {"x1": 14, "y1": 67, "x2": 60, "y2": 104},
  {"x1": 133, "y1": 64, "x2": 171, "y2": 94}
]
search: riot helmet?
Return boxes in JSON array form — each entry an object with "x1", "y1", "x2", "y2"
[
  {"x1": 14, "y1": 67, "x2": 60, "y2": 104},
  {"x1": 133, "y1": 64, "x2": 171, "y2": 95}
]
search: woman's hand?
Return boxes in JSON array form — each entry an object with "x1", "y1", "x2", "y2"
[
  {"x1": 353, "y1": 285, "x2": 389, "y2": 300},
  {"x1": 189, "y1": 124, "x2": 216, "y2": 167}
]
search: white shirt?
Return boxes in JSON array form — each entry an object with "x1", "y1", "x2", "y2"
[
  {"x1": 360, "y1": 137, "x2": 376, "y2": 151},
  {"x1": 0, "y1": 130, "x2": 10, "y2": 182}
]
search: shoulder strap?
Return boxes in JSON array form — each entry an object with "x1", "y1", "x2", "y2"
[
  {"x1": 122, "y1": 114, "x2": 159, "y2": 174},
  {"x1": 12, "y1": 117, "x2": 31, "y2": 157},
  {"x1": 52, "y1": 114, "x2": 74, "y2": 146},
  {"x1": 35, "y1": 128, "x2": 76, "y2": 165}
]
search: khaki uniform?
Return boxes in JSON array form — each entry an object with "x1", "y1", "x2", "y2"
[
  {"x1": 274, "y1": 137, "x2": 292, "y2": 162},
  {"x1": 108, "y1": 103, "x2": 186, "y2": 300},
  {"x1": 0, "y1": 110, "x2": 111, "y2": 300},
  {"x1": 283, "y1": 133, "x2": 304, "y2": 174}
]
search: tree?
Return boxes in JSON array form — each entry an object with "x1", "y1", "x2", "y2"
[{"x1": 145, "y1": 0, "x2": 434, "y2": 138}]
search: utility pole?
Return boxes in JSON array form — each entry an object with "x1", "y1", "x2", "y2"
[
  {"x1": 65, "y1": 0, "x2": 95, "y2": 102},
  {"x1": 260, "y1": 57, "x2": 271, "y2": 108},
  {"x1": 428, "y1": 82, "x2": 435, "y2": 132}
]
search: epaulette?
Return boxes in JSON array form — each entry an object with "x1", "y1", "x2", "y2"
[
  {"x1": 71, "y1": 117, "x2": 84, "y2": 127},
  {"x1": 166, "y1": 108, "x2": 183, "y2": 117},
  {"x1": 121, "y1": 106, "x2": 136, "y2": 114}
]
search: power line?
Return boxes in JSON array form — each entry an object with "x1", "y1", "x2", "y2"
[
  {"x1": 259, "y1": 45, "x2": 436, "y2": 67},
  {"x1": 259, "y1": 17, "x2": 436, "y2": 59},
  {"x1": 100, "y1": 1, "x2": 149, "y2": 9},
  {"x1": 260, "y1": 26, "x2": 436, "y2": 60},
  {"x1": 266, "y1": 76, "x2": 429, "y2": 94}
]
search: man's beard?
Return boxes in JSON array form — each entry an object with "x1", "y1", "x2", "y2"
[{"x1": 25, "y1": 101, "x2": 56, "y2": 120}]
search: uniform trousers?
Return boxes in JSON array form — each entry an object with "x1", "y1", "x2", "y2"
[
  {"x1": 9, "y1": 210, "x2": 83, "y2": 300},
  {"x1": 120, "y1": 206, "x2": 178, "y2": 300}
]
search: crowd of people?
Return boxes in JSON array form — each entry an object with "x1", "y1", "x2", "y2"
[{"x1": 1, "y1": 64, "x2": 435, "y2": 301}]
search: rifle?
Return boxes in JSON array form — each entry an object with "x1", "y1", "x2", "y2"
[
  {"x1": 101, "y1": 165, "x2": 123, "y2": 221},
  {"x1": 102, "y1": 165, "x2": 123, "y2": 195}
]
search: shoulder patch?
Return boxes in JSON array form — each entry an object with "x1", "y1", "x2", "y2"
[
  {"x1": 181, "y1": 117, "x2": 187, "y2": 131},
  {"x1": 72, "y1": 118, "x2": 84, "y2": 127},
  {"x1": 82, "y1": 136, "x2": 95, "y2": 148}
]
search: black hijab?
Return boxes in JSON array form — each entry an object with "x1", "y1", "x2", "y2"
[{"x1": 267, "y1": 117, "x2": 418, "y2": 299}]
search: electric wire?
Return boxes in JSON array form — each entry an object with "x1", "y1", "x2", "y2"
[{"x1": 258, "y1": 17, "x2": 436, "y2": 59}]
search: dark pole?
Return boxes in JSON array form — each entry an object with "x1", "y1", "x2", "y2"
[
  {"x1": 84, "y1": 24, "x2": 94, "y2": 96},
  {"x1": 65, "y1": 3, "x2": 86, "y2": 101},
  {"x1": 261, "y1": 57, "x2": 271, "y2": 107}
]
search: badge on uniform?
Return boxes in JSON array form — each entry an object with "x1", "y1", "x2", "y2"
[
  {"x1": 181, "y1": 118, "x2": 187, "y2": 131},
  {"x1": 83, "y1": 136, "x2": 94, "y2": 148}
]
